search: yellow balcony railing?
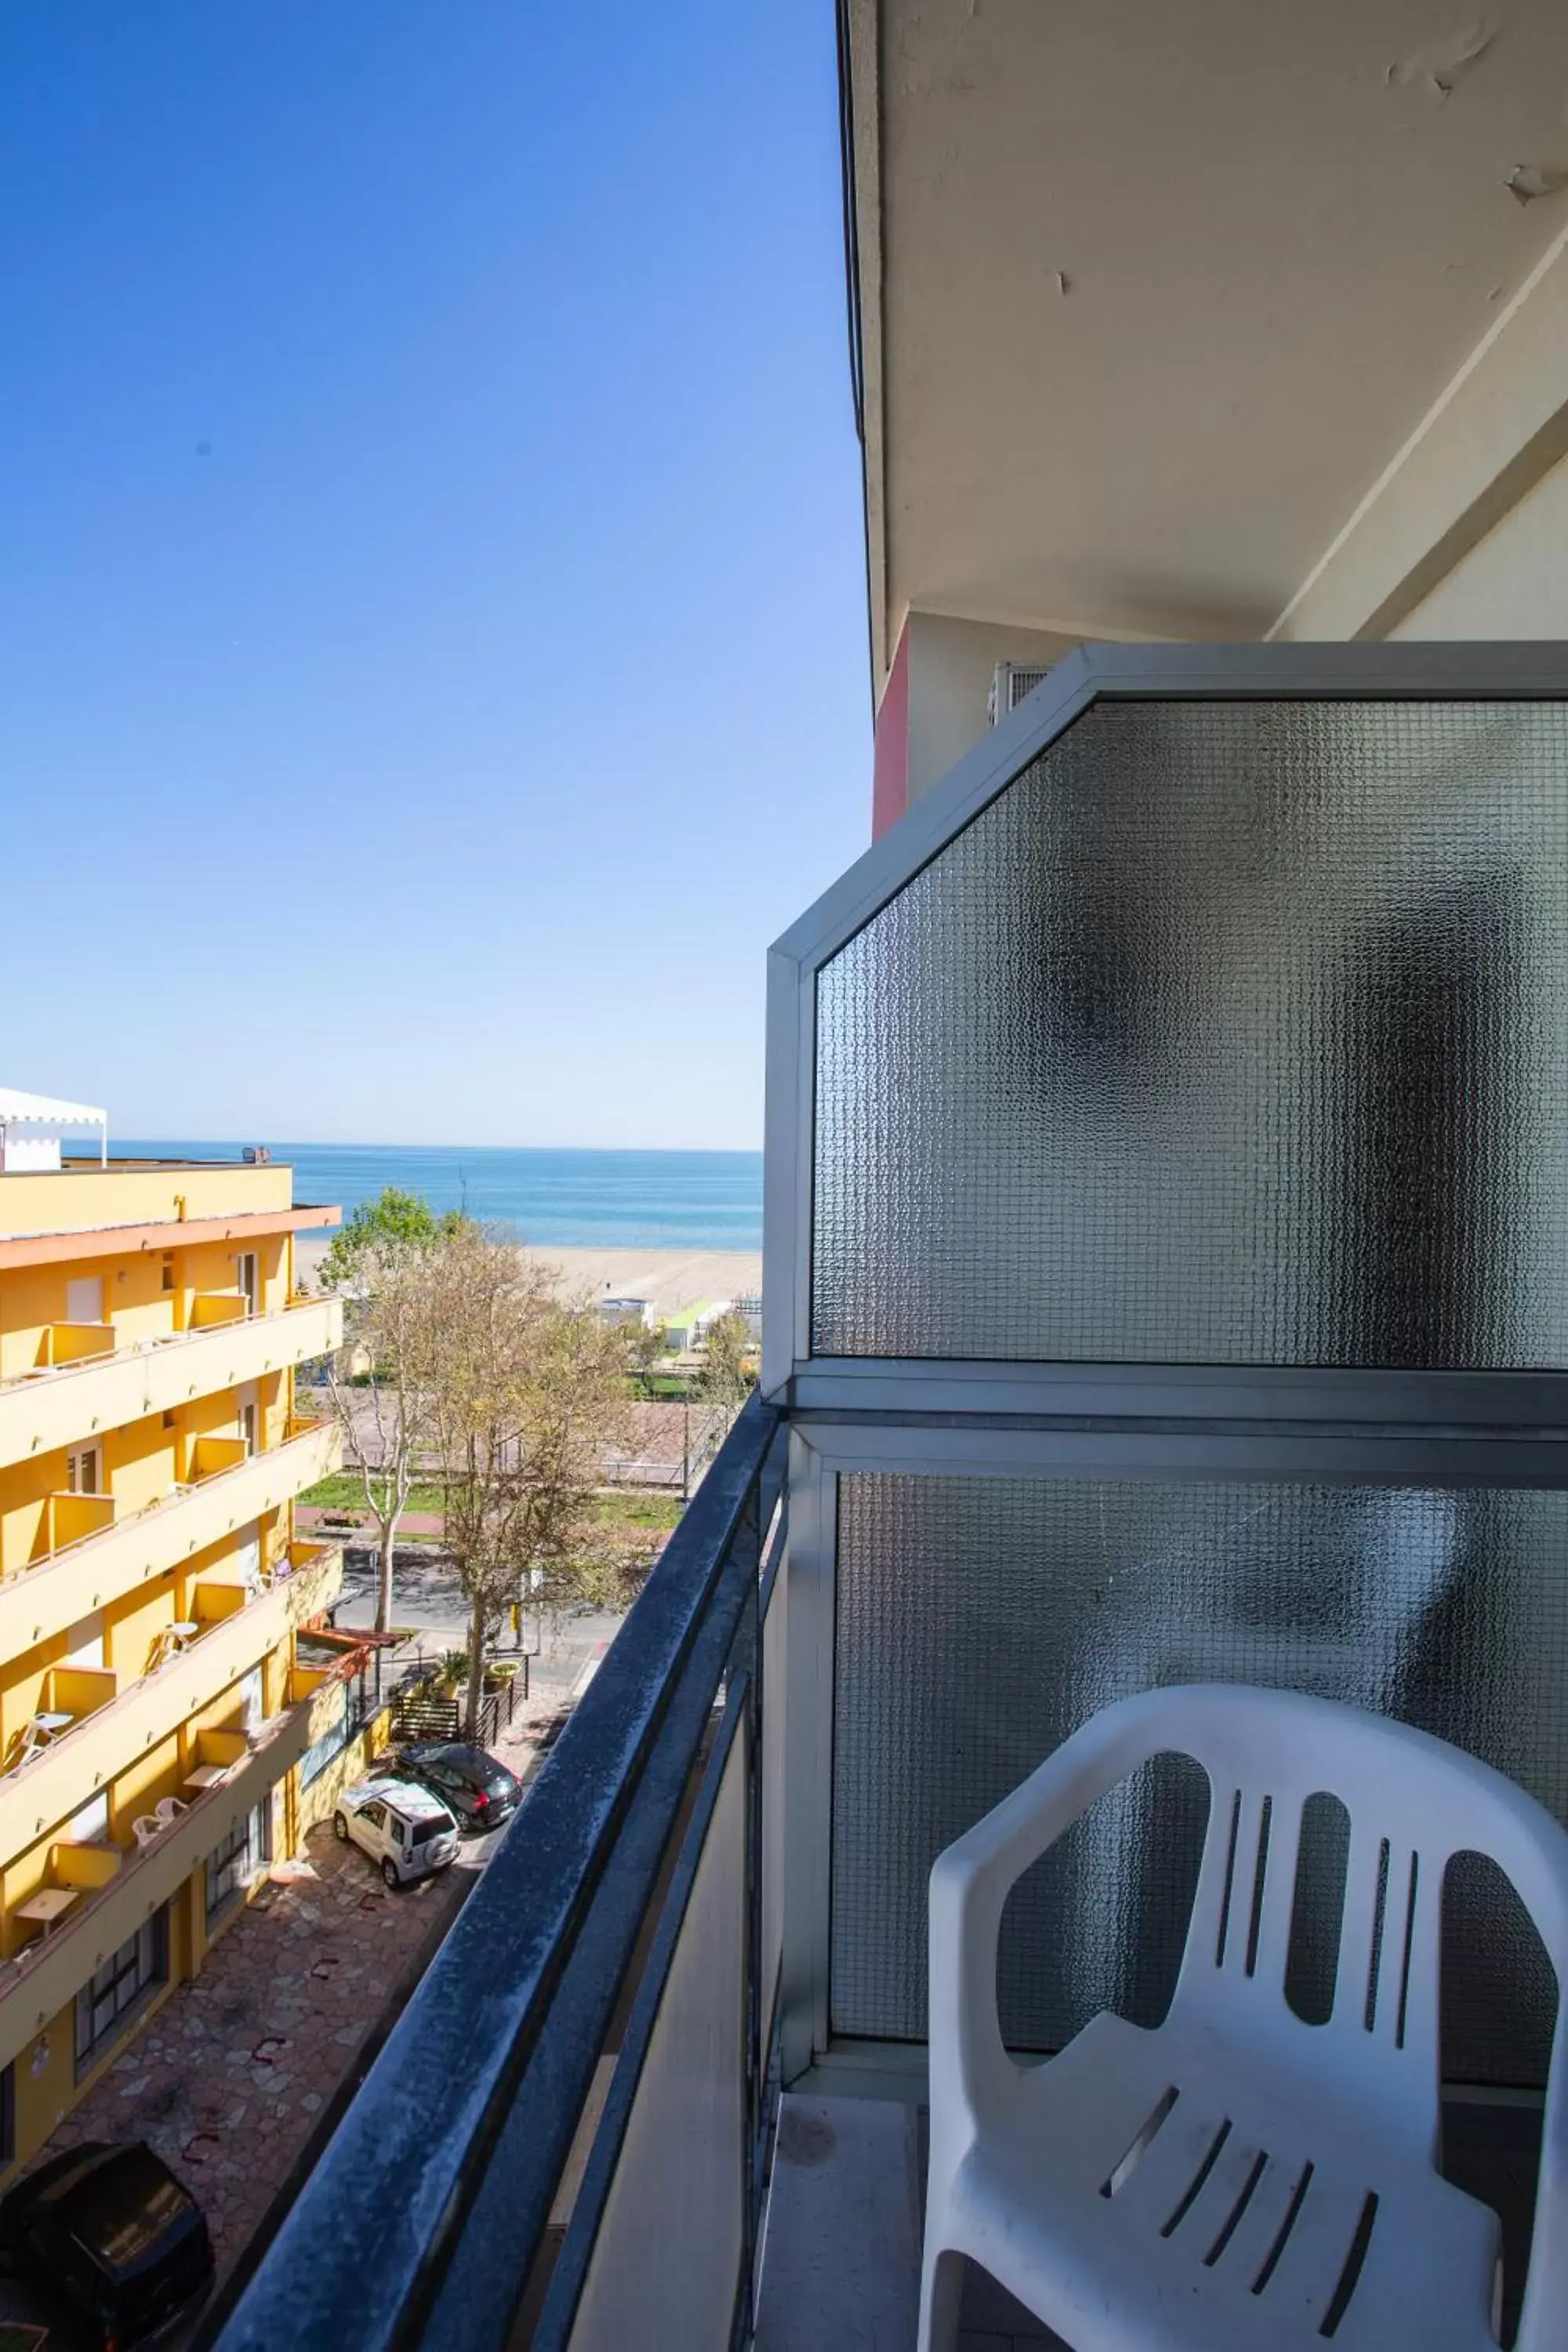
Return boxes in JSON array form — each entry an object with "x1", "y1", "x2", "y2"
[
  {"x1": 34, "y1": 1491, "x2": 117, "y2": 1561},
  {"x1": 0, "y1": 1294, "x2": 342, "y2": 1467},
  {"x1": 0, "y1": 1667, "x2": 119, "y2": 1777},
  {"x1": 0, "y1": 1543, "x2": 342, "y2": 1864},
  {"x1": 0, "y1": 1417, "x2": 340, "y2": 1660},
  {"x1": 38, "y1": 1322, "x2": 116, "y2": 1370},
  {"x1": 189, "y1": 1292, "x2": 250, "y2": 1330},
  {"x1": 0, "y1": 1693, "x2": 321, "y2": 2075},
  {"x1": 188, "y1": 1433, "x2": 249, "y2": 1479},
  {"x1": 52, "y1": 1838, "x2": 124, "y2": 1895}
]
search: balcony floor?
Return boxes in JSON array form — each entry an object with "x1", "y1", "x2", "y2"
[{"x1": 755, "y1": 2089, "x2": 1541, "y2": 2351}]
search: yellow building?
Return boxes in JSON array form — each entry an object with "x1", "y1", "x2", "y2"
[{"x1": 0, "y1": 1091, "x2": 345, "y2": 2172}]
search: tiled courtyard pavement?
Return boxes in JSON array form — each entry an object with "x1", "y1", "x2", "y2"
[{"x1": 38, "y1": 1822, "x2": 476, "y2": 2277}]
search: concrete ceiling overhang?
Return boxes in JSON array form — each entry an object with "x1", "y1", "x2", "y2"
[{"x1": 846, "y1": 0, "x2": 1568, "y2": 686}]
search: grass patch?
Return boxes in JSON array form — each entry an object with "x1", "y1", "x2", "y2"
[
  {"x1": 596, "y1": 1492, "x2": 683, "y2": 1531},
  {"x1": 299, "y1": 1473, "x2": 447, "y2": 1515},
  {"x1": 301, "y1": 1475, "x2": 681, "y2": 1536}
]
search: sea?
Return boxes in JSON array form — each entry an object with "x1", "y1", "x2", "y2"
[{"x1": 74, "y1": 1142, "x2": 764, "y2": 1251}]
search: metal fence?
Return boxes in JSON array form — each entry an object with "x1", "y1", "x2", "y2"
[
  {"x1": 211, "y1": 1393, "x2": 786, "y2": 2352},
  {"x1": 387, "y1": 1671, "x2": 522, "y2": 1748}
]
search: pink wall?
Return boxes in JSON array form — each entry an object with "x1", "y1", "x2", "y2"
[{"x1": 870, "y1": 621, "x2": 910, "y2": 840}]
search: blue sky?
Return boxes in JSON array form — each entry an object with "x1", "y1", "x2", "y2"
[{"x1": 1, "y1": 5, "x2": 869, "y2": 1151}]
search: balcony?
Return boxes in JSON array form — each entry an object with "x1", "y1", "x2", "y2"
[
  {"x1": 212, "y1": 652, "x2": 1568, "y2": 2352},
  {"x1": 189, "y1": 1290, "x2": 251, "y2": 1330},
  {"x1": 0, "y1": 1697, "x2": 324, "y2": 2078},
  {"x1": 38, "y1": 1321, "x2": 115, "y2": 1370},
  {"x1": 33, "y1": 1490, "x2": 117, "y2": 1558},
  {"x1": 0, "y1": 1417, "x2": 340, "y2": 1658},
  {"x1": 0, "y1": 1293, "x2": 342, "y2": 1465},
  {"x1": 0, "y1": 1539, "x2": 340, "y2": 1857}
]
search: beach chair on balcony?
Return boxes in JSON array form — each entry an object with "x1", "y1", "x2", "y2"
[
  {"x1": 145, "y1": 1622, "x2": 198, "y2": 1675},
  {"x1": 131, "y1": 1796, "x2": 187, "y2": 1849},
  {"x1": 3, "y1": 1711, "x2": 74, "y2": 1775},
  {"x1": 920, "y1": 1684, "x2": 1568, "y2": 2352}
]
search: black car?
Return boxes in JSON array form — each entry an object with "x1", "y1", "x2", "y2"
[
  {"x1": 0, "y1": 2140, "x2": 213, "y2": 2350},
  {"x1": 389, "y1": 1740, "x2": 521, "y2": 1832}
]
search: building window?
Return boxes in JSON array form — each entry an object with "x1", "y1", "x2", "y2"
[
  {"x1": 299, "y1": 1682, "x2": 349, "y2": 1790},
  {"x1": 205, "y1": 1804, "x2": 270, "y2": 1925},
  {"x1": 74, "y1": 1907, "x2": 168, "y2": 2077},
  {"x1": 65, "y1": 1444, "x2": 101, "y2": 1497}
]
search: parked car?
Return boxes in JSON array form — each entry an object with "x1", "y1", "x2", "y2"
[
  {"x1": 387, "y1": 1740, "x2": 522, "y2": 1834},
  {"x1": 332, "y1": 1775, "x2": 459, "y2": 1886},
  {"x1": 0, "y1": 2138, "x2": 214, "y2": 2349}
]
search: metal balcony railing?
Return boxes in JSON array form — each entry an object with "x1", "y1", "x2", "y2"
[{"x1": 209, "y1": 1394, "x2": 786, "y2": 2352}]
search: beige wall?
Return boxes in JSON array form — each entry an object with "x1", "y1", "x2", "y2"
[
  {"x1": 886, "y1": 229, "x2": 1568, "y2": 739},
  {"x1": 905, "y1": 612, "x2": 1083, "y2": 808},
  {"x1": 1271, "y1": 228, "x2": 1568, "y2": 646},
  {"x1": 873, "y1": 234, "x2": 1568, "y2": 831},
  {"x1": 1390, "y1": 451, "x2": 1568, "y2": 641}
]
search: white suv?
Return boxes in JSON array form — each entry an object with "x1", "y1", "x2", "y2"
[{"x1": 333, "y1": 1775, "x2": 460, "y2": 1888}]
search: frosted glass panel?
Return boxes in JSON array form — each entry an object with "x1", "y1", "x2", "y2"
[
  {"x1": 813, "y1": 700, "x2": 1568, "y2": 1363},
  {"x1": 830, "y1": 1473, "x2": 1568, "y2": 2082}
]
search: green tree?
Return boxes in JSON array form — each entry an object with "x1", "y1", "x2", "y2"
[
  {"x1": 624, "y1": 1316, "x2": 670, "y2": 1392},
  {"x1": 318, "y1": 1185, "x2": 463, "y2": 1295},
  {"x1": 697, "y1": 1311, "x2": 754, "y2": 1416}
]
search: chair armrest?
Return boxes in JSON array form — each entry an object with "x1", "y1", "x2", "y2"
[{"x1": 929, "y1": 1691, "x2": 1178, "y2": 2122}]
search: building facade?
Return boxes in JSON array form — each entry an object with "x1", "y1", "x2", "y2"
[{"x1": 0, "y1": 1120, "x2": 344, "y2": 2172}]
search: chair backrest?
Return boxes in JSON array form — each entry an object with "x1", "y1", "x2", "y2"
[{"x1": 1120, "y1": 1686, "x2": 1568, "y2": 2155}]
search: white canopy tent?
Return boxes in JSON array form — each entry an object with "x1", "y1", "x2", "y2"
[{"x1": 0, "y1": 1087, "x2": 108, "y2": 1173}]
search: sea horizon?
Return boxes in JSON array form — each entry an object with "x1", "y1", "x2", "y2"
[{"x1": 71, "y1": 1139, "x2": 764, "y2": 1252}]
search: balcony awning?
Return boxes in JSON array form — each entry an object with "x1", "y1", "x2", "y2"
[
  {"x1": 0, "y1": 1088, "x2": 107, "y2": 1170},
  {"x1": 0, "y1": 1087, "x2": 107, "y2": 1131}
]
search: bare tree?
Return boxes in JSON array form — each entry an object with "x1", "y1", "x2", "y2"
[
  {"x1": 420, "y1": 1228, "x2": 631, "y2": 1740},
  {"x1": 318, "y1": 1189, "x2": 460, "y2": 1635}
]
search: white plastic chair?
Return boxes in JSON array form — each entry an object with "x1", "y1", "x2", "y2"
[
  {"x1": 131, "y1": 1797, "x2": 187, "y2": 1847},
  {"x1": 920, "y1": 1683, "x2": 1568, "y2": 2352}
]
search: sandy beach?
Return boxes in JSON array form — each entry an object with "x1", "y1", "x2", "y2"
[{"x1": 296, "y1": 1236, "x2": 760, "y2": 1323}]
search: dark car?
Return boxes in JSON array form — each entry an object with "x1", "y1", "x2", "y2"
[
  {"x1": 0, "y1": 2139, "x2": 213, "y2": 2350},
  {"x1": 388, "y1": 1740, "x2": 521, "y2": 1833}
]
